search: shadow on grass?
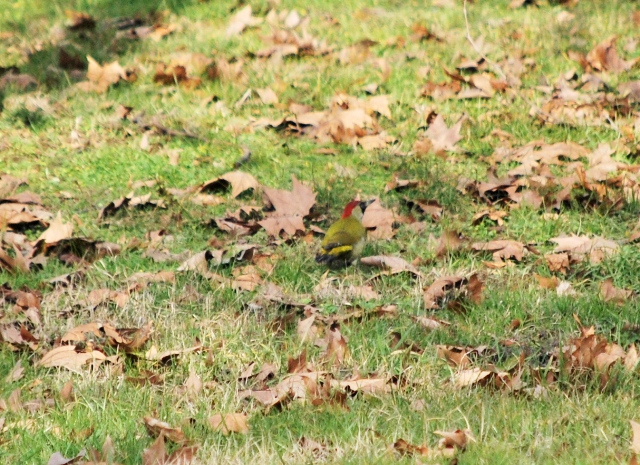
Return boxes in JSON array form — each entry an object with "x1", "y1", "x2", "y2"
[{"x1": 1, "y1": 0, "x2": 201, "y2": 90}]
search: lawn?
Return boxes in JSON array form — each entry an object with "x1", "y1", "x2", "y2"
[{"x1": 1, "y1": 0, "x2": 640, "y2": 463}]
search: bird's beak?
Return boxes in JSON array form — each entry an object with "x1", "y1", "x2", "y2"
[{"x1": 359, "y1": 199, "x2": 375, "y2": 211}]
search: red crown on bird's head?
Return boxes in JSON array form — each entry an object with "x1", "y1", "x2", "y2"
[{"x1": 342, "y1": 200, "x2": 361, "y2": 219}]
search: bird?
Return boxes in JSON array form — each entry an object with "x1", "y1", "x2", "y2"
[{"x1": 315, "y1": 199, "x2": 373, "y2": 267}]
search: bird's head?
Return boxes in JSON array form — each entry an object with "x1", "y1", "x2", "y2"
[{"x1": 342, "y1": 199, "x2": 374, "y2": 221}]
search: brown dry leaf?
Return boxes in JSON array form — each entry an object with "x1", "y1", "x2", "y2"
[
  {"x1": 142, "y1": 434, "x2": 166, "y2": 465},
  {"x1": 60, "y1": 380, "x2": 74, "y2": 403},
  {"x1": 361, "y1": 199, "x2": 397, "y2": 240},
  {"x1": 78, "y1": 56, "x2": 128, "y2": 93},
  {"x1": 99, "y1": 192, "x2": 165, "y2": 219},
  {"x1": 600, "y1": 279, "x2": 634, "y2": 305},
  {"x1": 258, "y1": 175, "x2": 316, "y2": 237},
  {"x1": 359, "y1": 255, "x2": 421, "y2": 276},
  {"x1": 262, "y1": 175, "x2": 316, "y2": 217},
  {"x1": 238, "y1": 388, "x2": 282, "y2": 407},
  {"x1": 545, "y1": 253, "x2": 570, "y2": 273},
  {"x1": 256, "y1": 87, "x2": 279, "y2": 105},
  {"x1": 0, "y1": 247, "x2": 29, "y2": 273},
  {"x1": 0, "y1": 323, "x2": 38, "y2": 351},
  {"x1": 422, "y1": 114, "x2": 466, "y2": 155},
  {"x1": 550, "y1": 235, "x2": 619, "y2": 264},
  {"x1": 322, "y1": 323, "x2": 348, "y2": 367},
  {"x1": 87, "y1": 289, "x2": 129, "y2": 308},
  {"x1": 128, "y1": 271, "x2": 176, "y2": 285},
  {"x1": 436, "y1": 345, "x2": 473, "y2": 368},
  {"x1": 454, "y1": 367, "x2": 493, "y2": 388},
  {"x1": 297, "y1": 315, "x2": 318, "y2": 343},
  {"x1": 142, "y1": 434, "x2": 198, "y2": 465},
  {"x1": 330, "y1": 376, "x2": 391, "y2": 395},
  {"x1": 38, "y1": 345, "x2": 108, "y2": 371},
  {"x1": 47, "y1": 449, "x2": 86, "y2": 465},
  {"x1": 232, "y1": 270, "x2": 263, "y2": 291},
  {"x1": 586, "y1": 36, "x2": 637, "y2": 73},
  {"x1": 37, "y1": 212, "x2": 73, "y2": 244},
  {"x1": 435, "y1": 230, "x2": 466, "y2": 257},
  {"x1": 414, "y1": 315, "x2": 451, "y2": 331},
  {"x1": 434, "y1": 429, "x2": 473, "y2": 450},
  {"x1": 208, "y1": 413, "x2": 249, "y2": 434},
  {"x1": 61, "y1": 322, "x2": 109, "y2": 342},
  {"x1": 423, "y1": 275, "x2": 466, "y2": 309},
  {"x1": 143, "y1": 416, "x2": 187, "y2": 443},
  {"x1": 534, "y1": 274, "x2": 559, "y2": 290},
  {"x1": 153, "y1": 64, "x2": 201, "y2": 89},
  {"x1": 347, "y1": 284, "x2": 379, "y2": 301},
  {"x1": 227, "y1": 5, "x2": 263, "y2": 37},
  {"x1": 117, "y1": 321, "x2": 154, "y2": 352},
  {"x1": 403, "y1": 198, "x2": 442, "y2": 221},
  {"x1": 471, "y1": 210, "x2": 508, "y2": 226},
  {"x1": 471, "y1": 240, "x2": 526, "y2": 262},
  {"x1": 6, "y1": 360, "x2": 24, "y2": 383},
  {"x1": 392, "y1": 438, "x2": 431, "y2": 457},
  {"x1": 258, "y1": 215, "x2": 306, "y2": 237},
  {"x1": 631, "y1": 420, "x2": 640, "y2": 454},
  {"x1": 144, "y1": 343, "x2": 202, "y2": 363},
  {"x1": 419, "y1": 80, "x2": 462, "y2": 101},
  {"x1": 626, "y1": 345, "x2": 639, "y2": 373},
  {"x1": 366, "y1": 94, "x2": 392, "y2": 119}
]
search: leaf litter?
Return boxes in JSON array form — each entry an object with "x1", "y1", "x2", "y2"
[{"x1": 4, "y1": 1, "x2": 640, "y2": 463}]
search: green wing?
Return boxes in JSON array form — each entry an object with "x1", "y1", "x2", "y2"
[{"x1": 321, "y1": 218, "x2": 365, "y2": 250}]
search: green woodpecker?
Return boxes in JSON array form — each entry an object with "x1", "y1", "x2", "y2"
[{"x1": 316, "y1": 200, "x2": 372, "y2": 267}]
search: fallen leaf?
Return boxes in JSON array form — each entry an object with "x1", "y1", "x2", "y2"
[
  {"x1": 60, "y1": 380, "x2": 74, "y2": 403},
  {"x1": 454, "y1": 367, "x2": 493, "y2": 388},
  {"x1": 297, "y1": 315, "x2": 318, "y2": 343},
  {"x1": 322, "y1": 323, "x2": 348, "y2": 366},
  {"x1": 208, "y1": 413, "x2": 249, "y2": 434},
  {"x1": 38, "y1": 345, "x2": 114, "y2": 371},
  {"x1": 262, "y1": 175, "x2": 316, "y2": 217},
  {"x1": 534, "y1": 274, "x2": 559, "y2": 290},
  {"x1": 143, "y1": 416, "x2": 187, "y2": 443},
  {"x1": 330, "y1": 376, "x2": 391, "y2": 395},
  {"x1": 422, "y1": 114, "x2": 466, "y2": 155},
  {"x1": 414, "y1": 315, "x2": 451, "y2": 331},
  {"x1": 47, "y1": 449, "x2": 86, "y2": 465},
  {"x1": 545, "y1": 253, "x2": 570, "y2": 273},
  {"x1": 392, "y1": 438, "x2": 430, "y2": 457},
  {"x1": 423, "y1": 275, "x2": 469, "y2": 309},
  {"x1": 434, "y1": 429, "x2": 473, "y2": 450},
  {"x1": 361, "y1": 199, "x2": 397, "y2": 239},
  {"x1": 631, "y1": 420, "x2": 640, "y2": 454},
  {"x1": 586, "y1": 36, "x2": 637, "y2": 73},
  {"x1": 78, "y1": 56, "x2": 128, "y2": 93},
  {"x1": 360, "y1": 255, "x2": 420, "y2": 275},
  {"x1": 258, "y1": 215, "x2": 306, "y2": 237},
  {"x1": 600, "y1": 279, "x2": 634, "y2": 305},
  {"x1": 227, "y1": 5, "x2": 263, "y2": 37},
  {"x1": 471, "y1": 240, "x2": 526, "y2": 262},
  {"x1": 256, "y1": 87, "x2": 279, "y2": 105},
  {"x1": 550, "y1": 235, "x2": 619, "y2": 264}
]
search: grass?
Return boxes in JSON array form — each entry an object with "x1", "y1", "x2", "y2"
[{"x1": 2, "y1": 0, "x2": 640, "y2": 463}]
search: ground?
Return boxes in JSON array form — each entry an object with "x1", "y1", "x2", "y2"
[{"x1": 1, "y1": 0, "x2": 640, "y2": 464}]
